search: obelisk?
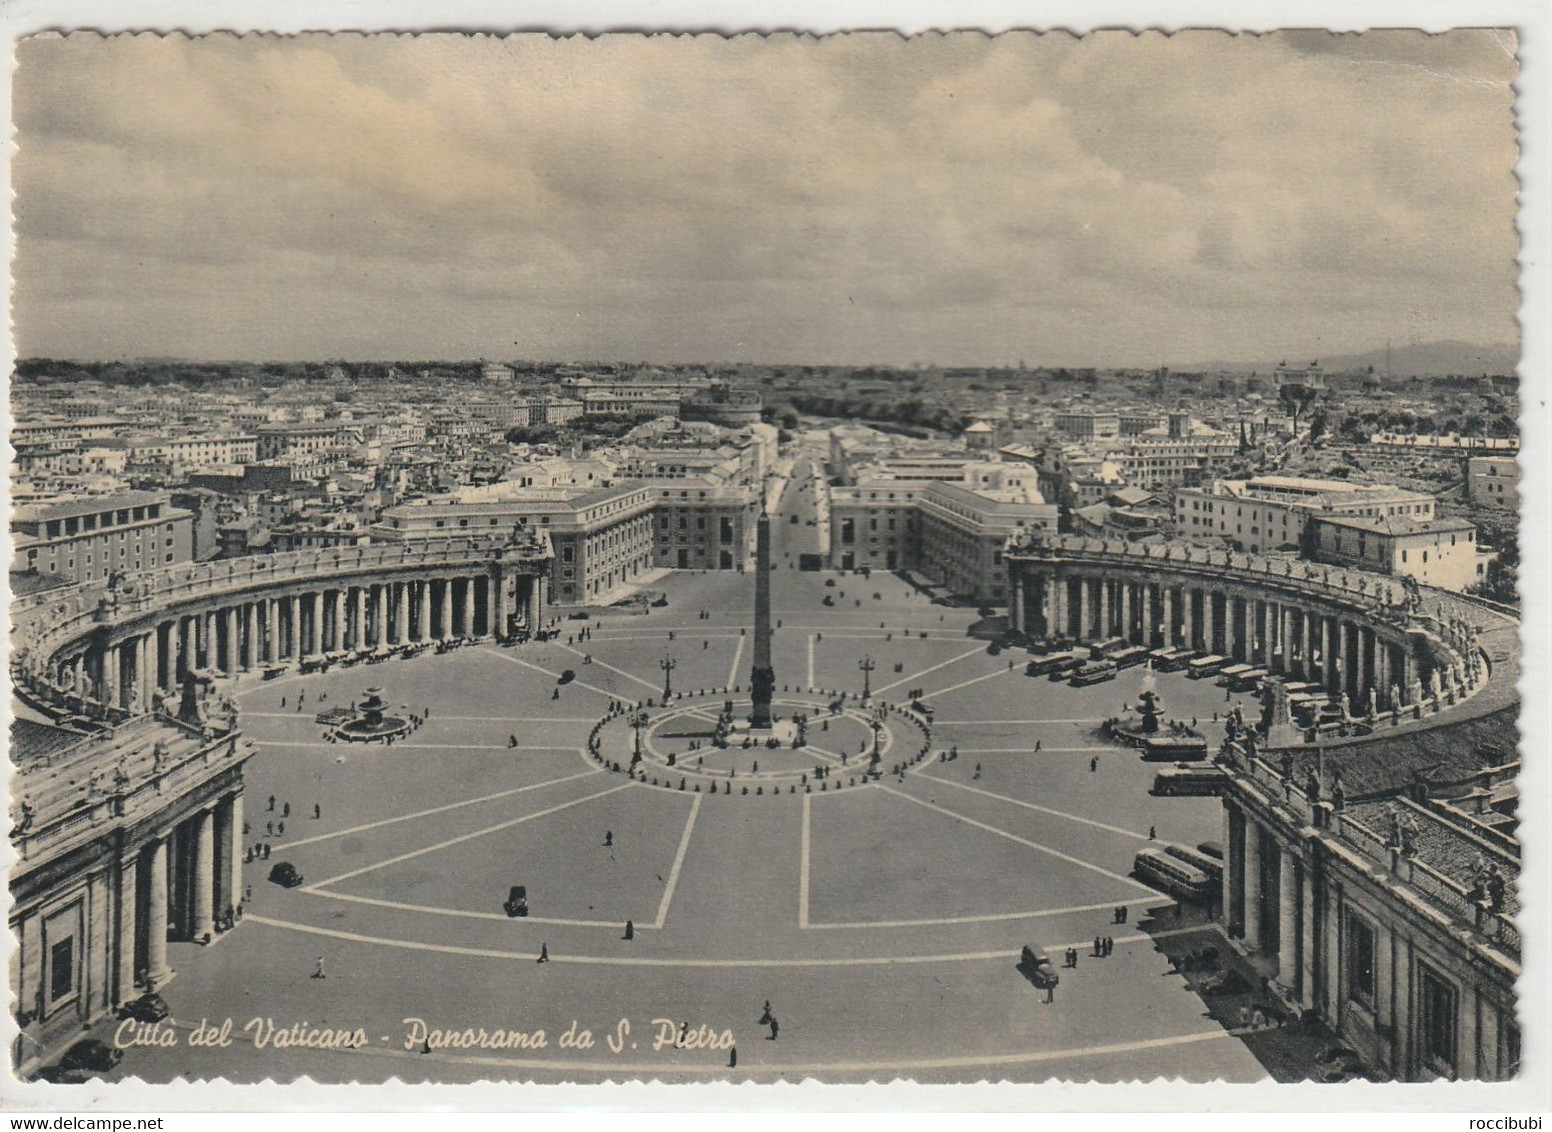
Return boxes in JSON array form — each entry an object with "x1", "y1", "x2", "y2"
[{"x1": 749, "y1": 504, "x2": 776, "y2": 729}]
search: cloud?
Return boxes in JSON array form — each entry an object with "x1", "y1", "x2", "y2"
[{"x1": 11, "y1": 30, "x2": 1520, "y2": 366}]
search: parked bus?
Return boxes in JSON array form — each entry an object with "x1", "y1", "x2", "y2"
[
  {"x1": 1196, "y1": 840, "x2": 1224, "y2": 861},
  {"x1": 1070, "y1": 659, "x2": 1119, "y2": 687},
  {"x1": 1150, "y1": 647, "x2": 1193, "y2": 672},
  {"x1": 1142, "y1": 734, "x2": 1210, "y2": 761},
  {"x1": 1132, "y1": 847, "x2": 1213, "y2": 902},
  {"x1": 1113, "y1": 645, "x2": 1151, "y2": 669},
  {"x1": 1046, "y1": 654, "x2": 1087, "y2": 681},
  {"x1": 1027, "y1": 650, "x2": 1084, "y2": 677},
  {"x1": 1089, "y1": 637, "x2": 1127, "y2": 659},
  {"x1": 1227, "y1": 666, "x2": 1268, "y2": 692},
  {"x1": 1164, "y1": 842, "x2": 1225, "y2": 885},
  {"x1": 1187, "y1": 654, "x2": 1228, "y2": 679},
  {"x1": 1216, "y1": 662, "x2": 1253, "y2": 687},
  {"x1": 1150, "y1": 762, "x2": 1227, "y2": 797}
]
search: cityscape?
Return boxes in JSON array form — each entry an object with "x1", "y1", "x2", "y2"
[{"x1": 6, "y1": 31, "x2": 1523, "y2": 1089}]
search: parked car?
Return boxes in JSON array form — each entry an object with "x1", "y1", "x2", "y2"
[
  {"x1": 567, "y1": 611, "x2": 590, "y2": 620},
  {"x1": 1019, "y1": 944, "x2": 1060, "y2": 990},
  {"x1": 36, "y1": 1039, "x2": 122, "y2": 1082},
  {"x1": 118, "y1": 991, "x2": 170, "y2": 1022},
  {"x1": 268, "y1": 861, "x2": 304, "y2": 888},
  {"x1": 504, "y1": 885, "x2": 529, "y2": 917}
]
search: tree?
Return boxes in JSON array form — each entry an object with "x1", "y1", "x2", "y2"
[
  {"x1": 1278, "y1": 384, "x2": 1319, "y2": 433},
  {"x1": 1308, "y1": 408, "x2": 1328, "y2": 445}
]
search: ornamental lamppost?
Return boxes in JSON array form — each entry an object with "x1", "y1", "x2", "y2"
[
  {"x1": 660, "y1": 654, "x2": 677, "y2": 701},
  {"x1": 632, "y1": 708, "x2": 649, "y2": 768},
  {"x1": 859, "y1": 654, "x2": 875, "y2": 701}
]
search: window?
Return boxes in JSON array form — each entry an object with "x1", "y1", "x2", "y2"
[
  {"x1": 1419, "y1": 964, "x2": 1458, "y2": 1077},
  {"x1": 49, "y1": 936, "x2": 75, "y2": 1003},
  {"x1": 1345, "y1": 911, "x2": 1376, "y2": 1008}
]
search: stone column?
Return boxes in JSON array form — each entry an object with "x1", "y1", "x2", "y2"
[
  {"x1": 493, "y1": 571, "x2": 509, "y2": 640},
  {"x1": 1242, "y1": 820, "x2": 1262, "y2": 952},
  {"x1": 1339, "y1": 620, "x2": 1354, "y2": 702},
  {"x1": 229, "y1": 793, "x2": 244, "y2": 911},
  {"x1": 1203, "y1": 590, "x2": 1215, "y2": 654},
  {"x1": 1322, "y1": 616, "x2": 1334, "y2": 692},
  {"x1": 1098, "y1": 579, "x2": 1111, "y2": 639},
  {"x1": 527, "y1": 575, "x2": 543, "y2": 631},
  {"x1": 227, "y1": 606, "x2": 241, "y2": 672},
  {"x1": 1280, "y1": 605, "x2": 1294, "y2": 675},
  {"x1": 1243, "y1": 598, "x2": 1256, "y2": 665},
  {"x1": 141, "y1": 632, "x2": 158, "y2": 711},
  {"x1": 213, "y1": 799, "x2": 233, "y2": 918},
  {"x1": 395, "y1": 582, "x2": 410, "y2": 642},
  {"x1": 1140, "y1": 585, "x2": 1152, "y2": 647},
  {"x1": 145, "y1": 837, "x2": 172, "y2": 989},
  {"x1": 1161, "y1": 586, "x2": 1174, "y2": 648},
  {"x1": 1222, "y1": 803, "x2": 1239, "y2": 933},
  {"x1": 191, "y1": 808, "x2": 215, "y2": 941},
  {"x1": 333, "y1": 589, "x2": 347, "y2": 651},
  {"x1": 308, "y1": 592, "x2": 323, "y2": 657},
  {"x1": 369, "y1": 584, "x2": 384, "y2": 646},
  {"x1": 205, "y1": 610, "x2": 219, "y2": 670},
  {"x1": 116, "y1": 859, "x2": 138, "y2": 1003},
  {"x1": 286, "y1": 595, "x2": 301, "y2": 659},
  {"x1": 1300, "y1": 856, "x2": 1317, "y2": 1006},
  {"x1": 1120, "y1": 582, "x2": 1133, "y2": 643},
  {"x1": 1011, "y1": 575, "x2": 1026, "y2": 636},
  {"x1": 1078, "y1": 577, "x2": 1092, "y2": 641},
  {"x1": 1278, "y1": 848, "x2": 1299, "y2": 989},
  {"x1": 440, "y1": 579, "x2": 454, "y2": 640},
  {"x1": 355, "y1": 586, "x2": 368, "y2": 649},
  {"x1": 418, "y1": 581, "x2": 433, "y2": 640},
  {"x1": 103, "y1": 643, "x2": 121, "y2": 708}
]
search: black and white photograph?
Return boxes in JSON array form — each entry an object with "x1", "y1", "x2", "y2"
[{"x1": 3, "y1": 27, "x2": 1531, "y2": 1093}]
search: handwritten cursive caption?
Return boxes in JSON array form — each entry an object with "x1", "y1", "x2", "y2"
[{"x1": 115, "y1": 1016, "x2": 738, "y2": 1055}]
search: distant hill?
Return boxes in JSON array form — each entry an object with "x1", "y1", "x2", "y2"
[{"x1": 1182, "y1": 340, "x2": 1520, "y2": 377}]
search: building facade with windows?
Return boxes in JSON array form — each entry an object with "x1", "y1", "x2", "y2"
[
  {"x1": 649, "y1": 479, "x2": 758, "y2": 571},
  {"x1": 1309, "y1": 515, "x2": 1482, "y2": 593},
  {"x1": 11, "y1": 491, "x2": 194, "y2": 585},
  {"x1": 374, "y1": 483, "x2": 656, "y2": 604},
  {"x1": 1175, "y1": 476, "x2": 1438, "y2": 555},
  {"x1": 1466, "y1": 456, "x2": 1519, "y2": 510},
  {"x1": 831, "y1": 463, "x2": 1056, "y2": 603}
]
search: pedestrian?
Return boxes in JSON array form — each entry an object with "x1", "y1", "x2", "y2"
[
  {"x1": 624, "y1": 919, "x2": 634, "y2": 940},
  {"x1": 729, "y1": 1046, "x2": 738, "y2": 1069},
  {"x1": 1090, "y1": 757, "x2": 1098, "y2": 773},
  {"x1": 283, "y1": 802, "x2": 290, "y2": 818},
  {"x1": 767, "y1": 1016, "x2": 779, "y2": 1041},
  {"x1": 1149, "y1": 825, "x2": 1156, "y2": 840},
  {"x1": 313, "y1": 803, "x2": 321, "y2": 820},
  {"x1": 1044, "y1": 982, "x2": 1055, "y2": 1004},
  {"x1": 268, "y1": 795, "x2": 276, "y2": 812},
  {"x1": 277, "y1": 821, "x2": 285, "y2": 836},
  {"x1": 605, "y1": 830, "x2": 614, "y2": 847},
  {"x1": 280, "y1": 697, "x2": 286, "y2": 709},
  {"x1": 537, "y1": 942, "x2": 549, "y2": 964},
  {"x1": 1093, "y1": 936, "x2": 1102, "y2": 957},
  {"x1": 1120, "y1": 905, "x2": 1128, "y2": 924},
  {"x1": 312, "y1": 955, "x2": 327, "y2": 979},
  {"x1": 1035, "y1": 739, "x2": 1042, "y2": 752},
  {"x1": 266, "y1": 820, "x2": 274, "y2": 836}
]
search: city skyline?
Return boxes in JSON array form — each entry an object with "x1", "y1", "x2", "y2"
[{"x1": 14, "y1": 31, "x2": 1521, "y2": 368}]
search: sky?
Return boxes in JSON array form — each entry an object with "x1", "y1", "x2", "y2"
[{"x1": 12, "y1": 30, "x2": 1522, "y2": 368}]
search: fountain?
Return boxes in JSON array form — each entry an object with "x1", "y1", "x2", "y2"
[{"x1": 333, "y1": 686, "x2": 413, "y2": 742}]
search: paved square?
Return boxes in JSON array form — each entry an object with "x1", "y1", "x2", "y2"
[{"x1": 89, "y1": 457, "x2": 1272, "y2": 1084}]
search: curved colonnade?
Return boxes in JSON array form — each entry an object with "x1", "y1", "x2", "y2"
[
  {"x1": 11, "y1": 536, "x2": 554, "y2": 727},
  {"x1": 1005, "y1": 535, "x2": 1497, "y2": 736}
]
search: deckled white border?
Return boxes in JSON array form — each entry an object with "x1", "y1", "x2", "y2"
[{"x1": 0, "y1": 0, "x2": 1544, "y2": 1114}]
